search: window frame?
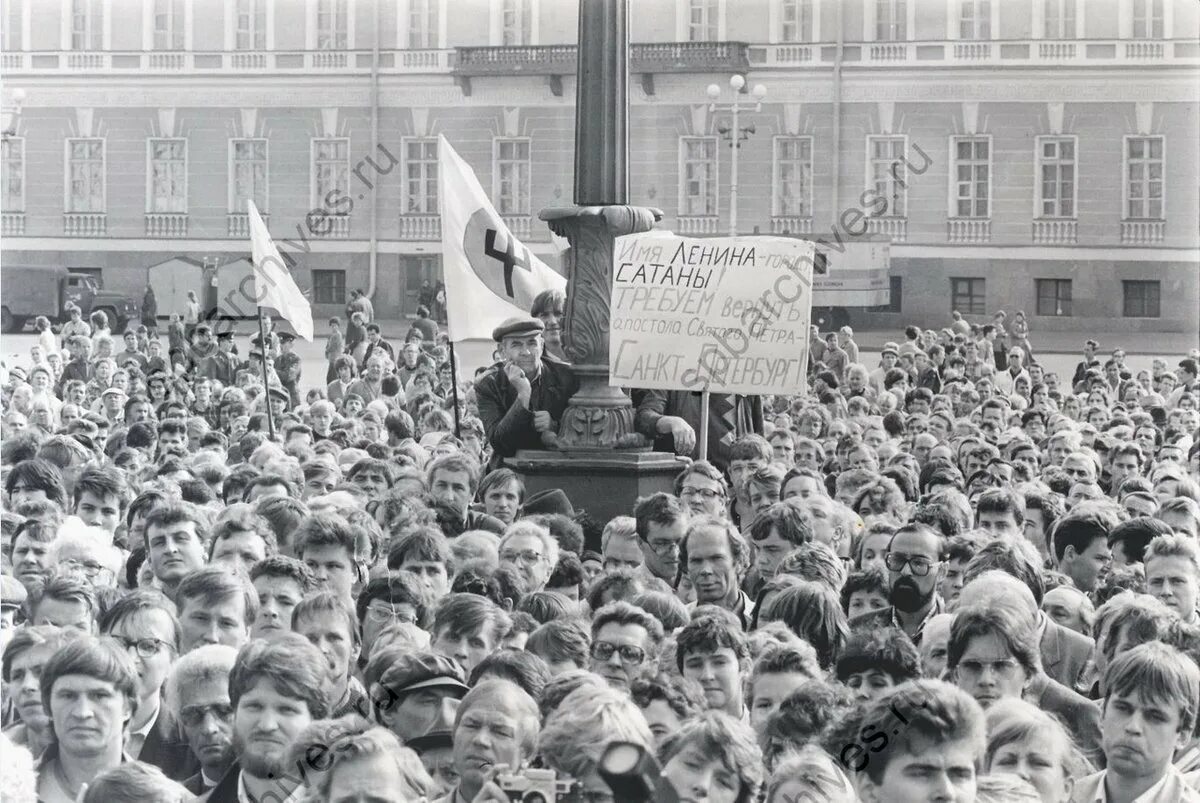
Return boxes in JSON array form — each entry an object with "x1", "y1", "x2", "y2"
[
  {"x1": 958, "y1": 0, "x2": 991, "y2": 40},
  {"x1": 1035, "y1": 278, "x2": 1073, "y2": 317},
  {"x1": 865, "y1": 134, "x2": 908, "y2": 218},
  {"x1": 875, "y1": 0, "x2": 906, "y2": 41},
  {"x1": 1034, "y1": 135, "x2": 1077, "y2": 220},
  {"x1": 311, "y1": 269, "x2": 347, "y2": 305},
  {"x1": 1043, "y1": 0, "x2": 1076, "y2": 38},
  {"x1": 687, "y1": 0, "x2": 720, "y2": 41},
  {"x1": 678, "y1": 135, "x2": 719, "y2": 218},
  {"x1": 501, "y1": 0, "x2": 532, "y2": 45},
  {"x1": 146, "y1": 137, "x2": 189, "y2": 214},
  {"x1": 315, "y1": 0, "x2": 349, "y2": 50},
  {"x1": 64, "y1": 137, "x2": 106, "y2": 214},
  {"x1": 950, "y1": 277, "x2": 986, "y2": 315},
  {"x1": 492, "y1": 136, "x2": 532, "y2": 216},
  {"x1": 152, "y1": 0, "x2": 186, "y2": 50},
  {"x1": 1122, "y1": 280, "x2": 1161, "y2": 318},
  {"x1": 402, "y1": 136, "x2": 439, "y2": 215},
  {"x1": 234, "y1": 0, "x2": 267, "y2": 50},
  {"x1": 777, "y1": 0, "x2": 813, "y2": 42},
  {"x1": 1122, "y1": 135, "x2": 1165, "y2": 221},
  {"x1": 772, "y1": 135, "x2": 813, "y2": 218},
  {"x1": 1130, "y1": 0, "x2": 1164, "y2": 39},
  {"x1": 949, "y1": 134, "x2": 992, "y2": 220},
  {"x1": 70, "y1": 0, "x2": 104, "y2": 50},
  {"x1": 2, "y1": 136, "x2": 26, "y2": 213},
  {"x1": 229, "y1": 137, "x2": 269, "y2": 214},
  {"x1": 406, "y1": 0, "x2": 441, "y2": 48},
  {"x1": 311, "y1": 137, "x2": 351, "y2": 211},
  {"x1": 3, "y1": 0, "x2": 26, "y2": 52}
]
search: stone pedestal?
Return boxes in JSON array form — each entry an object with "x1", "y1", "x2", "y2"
[{"x1": 508, "y1": 449, "x2": 688, "y2": 546}]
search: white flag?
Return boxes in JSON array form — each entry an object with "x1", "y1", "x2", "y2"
[
  {"x1": 247, "y1": 200, "x2": 314, "y2": 341},
  {"x1": 438, "y1": 135, "x2": 566, "y2": 341}
]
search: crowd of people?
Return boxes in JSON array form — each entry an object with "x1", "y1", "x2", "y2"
[{"x1": 1, "y1": 290, "x2": 1199, "y2": 803}]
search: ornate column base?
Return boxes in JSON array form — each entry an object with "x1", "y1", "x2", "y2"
[{"x1": 540, "y1": 204, "x2": 662, "y2": 450}]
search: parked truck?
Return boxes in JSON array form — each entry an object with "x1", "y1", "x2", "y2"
[
  {"x1": 799, "y1": 234, "x2": 892, "y2": 331},
  {"x1": 1, "y1": 266, "x2": 140, "y2": 333}
]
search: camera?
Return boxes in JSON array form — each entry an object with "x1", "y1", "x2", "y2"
[{"x1": 494, "y1": 767, "x2": 580, "y2": 803}]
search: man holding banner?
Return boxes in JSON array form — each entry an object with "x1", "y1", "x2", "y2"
[
  {"x1": 633, "y1": 389, "x2": 763, "y2": 473},
  {"x1": 475, "y1": 316, "x2": 578, "y2": 470}
]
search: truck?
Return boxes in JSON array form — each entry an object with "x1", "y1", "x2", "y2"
[
  {"x1": 1, "y1": 266, "x2": 140, "y2": 333},
  {"x1": 801, "y1": 234, "x2": 893, "y2": 331}
]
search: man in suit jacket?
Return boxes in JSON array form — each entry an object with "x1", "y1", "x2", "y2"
[
  {"x1": 1025, "y1": 671, "x2": 1103, "y2": 767},
  {"x1": 476, "y1": 317, "x2": 578, "y2": 469},
  {"x1": 1040, "y1": 610, "x2": 1095, "y2": 691}
]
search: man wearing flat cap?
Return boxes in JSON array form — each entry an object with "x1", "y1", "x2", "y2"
[
  {"x1": 368, "y1": 651, "x2": 468, "y2": 746},
  {"x1": 275, "y1": 331, "x2": 302, "y2": 407},
  {"x1": 475, "y1": 316, "x2": 578, "y2": 469},
  {"x1": 201, "y1": 330, "x2": 240, "y2": 386}
]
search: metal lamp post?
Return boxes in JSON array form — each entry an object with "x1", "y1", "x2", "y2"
[{"x1": 706, "y1": 75, "x2": 766, "y2": 237}]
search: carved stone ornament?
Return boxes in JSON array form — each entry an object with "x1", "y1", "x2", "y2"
[{"x1": 539, "y1": 204, "x2": 662, "y2": 450}]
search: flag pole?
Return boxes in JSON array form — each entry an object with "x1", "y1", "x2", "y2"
[
  {"x1": 449, "y1": 341, "x2": 462, "y2": 438},
  {"x1": 257, "y1": 308, "x2": 276, "y2": 441},
  {"x1": 698, "y1": 390, "x2": 710, "y2": 461}
]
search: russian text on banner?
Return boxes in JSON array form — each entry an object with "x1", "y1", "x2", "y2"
[
  {"x1": 608, "y1": 232, "x2": 816, "y2": 396},
  {"x1": 437, "y1": 135, "x2": 566, "y2": 342}
]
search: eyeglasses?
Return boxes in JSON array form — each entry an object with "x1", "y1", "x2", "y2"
[
  {"x1": 884, "y1": 553, "x2": 937, "y2": 576},
  {"x1": 60, "y1": 558, "x2": 112, "y2": 581},
  {"x1": 111, "y1": 636, "x2": 172, "y2": 660},
  {"x1": 366, "y1": 604, "x2": 416, "y2": 625},
  {"x1": 179, "y1": 702, "x2": 235, "y2": 728},
  {"x1": 500, "y1": 550, "x2": 544, "y2": 566},
  {"x1": 643, "y1": 538, "x2": 681, "y2": 556},
  {"x1": 591, "y1": 642, "x2": 646, "y2": 666},
  {"x1": 680, "y1": 486, "x2": 722, "y2": 501}
]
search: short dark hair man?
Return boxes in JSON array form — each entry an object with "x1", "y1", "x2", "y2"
[{"x1": 849, "y1": 523, "x2": 946, "y2": 646}]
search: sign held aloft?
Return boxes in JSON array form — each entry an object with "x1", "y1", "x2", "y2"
[{"x1": 608, "y1": 232, "x2": 815, "y2": 396}]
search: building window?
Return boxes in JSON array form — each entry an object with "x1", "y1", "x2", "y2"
[
  {"x1": 779, "y1": 0, "x2": 812, "y2": 41},
  {"x1": 952, "y1": 137, "x2": 990, "y2": 218},
  {"x1": 867, "y1": 136, "x2": 907, "y2": 217},
  {"x1": 2, "y1": 138, "x2": 24, "y2": 212},
  {"x1": 3, "y1": 0, "x2": 23, "y2": 51},
  {"x1": 875, "y1": 0, "x2": 906, "y2": 41},
  {"x1": 680, "y1": 136, "x2": 717, "y2": 216},
  {"x1": 1037, "y1": 137, "x2": 1075, "y2": 218},
  {"x1": 70, "y1": 267, "x2": 104, "y2": 286},
  {"x1": 316, "y1": 0, "x2": 348, "y2": 49},
  {"x1": 148, "y1": 139, "x2": 187, "y2": 213},
  {"x1": 951, "y1": 277, "x2": 985, "y2": 315},
  {"x1": 312, "y1": 138, "x2": 349, "y2": 209},
  {"x1": 494, "y1": 138, "x2": 530, "y2": 215},
  {"x1": 312, "y1": 269, "x2": 346, "y2": 304},
  {"x1": 231, "y1": 138, "x2": 268, "y2": 213},
  {"x1": 66, "y1": 138, "x2": 105, "y2": 213},
  {"x1": 1036, "y1": 279, "x2": 1072, "y2": 316},
  {"x1": 1125, "y1": 136, "x2": 1164, "y2": 220},
  {"x1": 409, "y1": 0, "x2": 438, "y2": 48},
  {"x1": 71, "y1": 0, "x2": 104, "y2": 50},
  {"x1": 1044, "y1": 0, "x2": 1075, "y2": 38},
  {"x1": 153, "y1": 0, "x2": 185, "y2": 49},
  {"x1": 959, "y1": 0, "x2": 990, "y2": 39},
  {"x1": 236, "y1": 0, "x2": 266, "y2": 50},
  {"x1": 502, "y1": 0, "x2": 531, "y2": 45},
  {"x1": 688, "y1": 0, "x2": 718, "y2": 41},
  {"x1": 773, "y1": 137, "x2": 812, "y2": 217},
  {"x1": 1123, "y1": 280, "x2": 1160, "y2": 318},
  {"x1": 404, "y1": 138, "x2": 438, "y2": 214},
  {"x1": 1131, "y1": 0, "x2": 1163, "y2": 39}
]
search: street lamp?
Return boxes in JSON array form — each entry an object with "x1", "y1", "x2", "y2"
[{"x1": 706, "y1": 74, "x2": 766, "y2": 236}]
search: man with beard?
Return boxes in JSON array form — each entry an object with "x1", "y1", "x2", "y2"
[
  {"x1": 849, "y1": 523, "x2": 946, "y2": 646},
  {"x1": 165, "y1": 645, "x2": 238, "y2": 795},
  {"x1": 202, "y1": 635, "x2": 329, "y2": 803}
]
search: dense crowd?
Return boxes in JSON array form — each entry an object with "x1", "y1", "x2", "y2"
[{"x1": 1, "y1": 291, "x2": 1199, "y2": 803}]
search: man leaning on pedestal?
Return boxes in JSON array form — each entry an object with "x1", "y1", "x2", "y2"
[{"x1": 475, "y1": 317, "x2": 578, "y2": 469}]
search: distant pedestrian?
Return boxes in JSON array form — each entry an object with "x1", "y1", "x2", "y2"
[
  {"x1": 184, "y1": 291, "x2": 200, "y2": 340},
  {"x1": 141, "y1": 284, "x2": 158, "y2": 338},
  {"x1": 325, "y1": 317, "x2": 344, "y2": 382}
]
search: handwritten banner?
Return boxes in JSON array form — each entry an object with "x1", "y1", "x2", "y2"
[{"x1": 609, "y1": 231, "x2": 815, "y2": 396}]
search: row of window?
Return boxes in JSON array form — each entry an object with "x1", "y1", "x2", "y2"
[
  {"x1": 1, "y1": 0, "x2": 1171, "y2": 53},
  {"x1": 0, "y1": 134, "x2": 1167, "y2": 223},
  {"x1": 950, "y1": 277, "x2": 1162, "y2": 318}
]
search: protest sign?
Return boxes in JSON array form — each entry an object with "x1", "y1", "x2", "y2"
[{"x1": 608, "y1": 231, "x2": 815, "y2": 396}]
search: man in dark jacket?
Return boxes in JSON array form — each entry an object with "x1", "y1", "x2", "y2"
[{"x1": 475, "y1": 316, "x2": 578, "y2": 469}]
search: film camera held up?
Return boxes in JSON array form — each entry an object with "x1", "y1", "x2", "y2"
[{"x1": 494, "y1": 767, "x2": 580, "y2": 802}]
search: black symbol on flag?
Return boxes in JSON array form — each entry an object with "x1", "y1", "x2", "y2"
[{"x1": 484, "y1": 228, "x2": 532, "y2": 298}]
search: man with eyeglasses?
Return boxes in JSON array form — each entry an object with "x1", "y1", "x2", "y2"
[
  {"x1": 849, "y1": 523, "x2": 946, "y2": 646},
  {"x1": 165, "y1": 644, "x2": 238, "y2": 795},
  {"x1": 357, "y1": 574, "x2": 427, "y2": 667},
  {"x1": 98, "y1": 589, "x2": 195, "y2": 781},
  {"x1": 673, "y1": 463, "x2": 728, "y2": 519},
  {"x1": 497, "y1": 521, "x2": 558, "y2": 594},
  {"x1": 633, "y1": 492, "x2": 690, "y2": 593},
  {"x1": 50, "y1": 533, "x2": 122, "y2": 590},
  {"x1": 588, "y1": 601, "x2": 663, "y2": 691}
]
